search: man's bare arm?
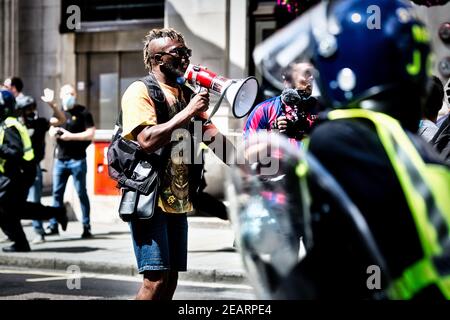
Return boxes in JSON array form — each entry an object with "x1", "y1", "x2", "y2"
[
  {"x1": 48, "y1": 102, "x2": 67, "y2": 127},
  {"x1": 137, "y1": 91, "x2": 209, "y2": 154}
]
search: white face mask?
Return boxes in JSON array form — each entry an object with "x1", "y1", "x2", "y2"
[{"x1": 62, "y1": 95, "x2": 76, "y2": 111}]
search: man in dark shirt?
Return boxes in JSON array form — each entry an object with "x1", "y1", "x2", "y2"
[
  {"x1": 46, "y1": 84, "x2": 96, "y2": 238},
  {"x1": 16, "y1": 95, "x2": 66, "y2": 243}
]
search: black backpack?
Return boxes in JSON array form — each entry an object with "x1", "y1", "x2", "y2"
[
  {"x1": 107, "y1": 74, "x2": 170, "y2": 193},
  {"x1": 107, "y1": 74, "x2": 206, "y2": 219}
]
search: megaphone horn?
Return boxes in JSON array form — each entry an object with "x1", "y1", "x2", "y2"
[{"x1": 183, "y1": 64, "x2": 259, "y2": 122}]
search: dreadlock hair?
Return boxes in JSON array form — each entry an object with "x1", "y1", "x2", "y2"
[{"x1": 143, "y1": 28, "x2": 186, "y2": 71}]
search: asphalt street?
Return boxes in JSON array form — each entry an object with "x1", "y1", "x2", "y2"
[{"x1": 0, "y1": 267, "x2": 256, "y2": 300}]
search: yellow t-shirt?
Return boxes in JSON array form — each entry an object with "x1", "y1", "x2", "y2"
[{"x1": 121, "y1": 80, "x2": 193, "y2": 214}]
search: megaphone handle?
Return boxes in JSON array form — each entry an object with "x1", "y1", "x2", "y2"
[
  {"x1": 204, "y1": 80, "x2": 236, "y2": 126},
  {"x1": 195, "y1": 85, "x2": 203, "y2": 94}
]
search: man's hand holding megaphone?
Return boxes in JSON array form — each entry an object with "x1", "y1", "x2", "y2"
[{"x1": 186, "y1": 88, "x2": 210, "y2": 117}]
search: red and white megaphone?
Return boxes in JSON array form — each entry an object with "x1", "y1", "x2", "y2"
[{"x1": 182, "y1": 64, "x2": 259, "y2": 122}]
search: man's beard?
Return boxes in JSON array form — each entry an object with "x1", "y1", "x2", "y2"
[{"x1": 161, "y1": 59, "x2": 187, "y2": 81}]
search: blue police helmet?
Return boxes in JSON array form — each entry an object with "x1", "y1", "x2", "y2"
[
  {"x1": 0, "y1": 89, "x2": 16, "y2": 121},
  {"x1": 312, "y1": 0, "x2": 431, "y2": 111}
]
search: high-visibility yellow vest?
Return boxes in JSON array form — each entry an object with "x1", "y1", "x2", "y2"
[
  {"x1": 327, "y1": 109, "x2": 450, "y2": 300},
  {"x1": 0, "y1": 117, "x2": 34, "y2": 173}
]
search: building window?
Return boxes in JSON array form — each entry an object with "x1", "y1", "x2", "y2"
[{"x1": 60, "y1": 0, "x2": 165, "y2": 33}]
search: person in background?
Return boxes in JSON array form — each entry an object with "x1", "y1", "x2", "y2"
[
  {"x1": 430, "y1": 79, "x2": 450, "y2": 163},
  {"x1": 16, "y1": 93, "x2": 66, "y2": 244},
  {"x1": 418, "y1": 76, "x2": 444, "y2": 142},
  {"x1": 46, "y1": 85, "x2": 95, "y2": 239},
  {"x1": 3, "y1": 77, "x2": 24, "y2": 100},
  {"x1": 0, "y1": 90, "x2": 68, "y2": 252},
  {"x1": 244, "y1": 62, "x2": 318, "y2": 144}
]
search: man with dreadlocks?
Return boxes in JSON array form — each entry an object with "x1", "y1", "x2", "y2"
[{"x1": 120, "y1": 28, "x2": 232, "y2": 300}]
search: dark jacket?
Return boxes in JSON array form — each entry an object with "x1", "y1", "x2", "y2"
[{"x1": 431, "y1": 114, "x2": 450, "y2": 164}]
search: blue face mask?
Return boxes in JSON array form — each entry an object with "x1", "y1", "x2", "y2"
[{"x1": 62, "y1": 95, "x2": 76, "y2": 110}]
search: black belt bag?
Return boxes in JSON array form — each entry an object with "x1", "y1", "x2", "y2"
[{"x1": 118, "y1": 160, "x2": 159, "y2": 222}]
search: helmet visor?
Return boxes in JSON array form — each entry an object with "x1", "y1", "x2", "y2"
[
  {"x1": 253, "y1": 2, "x2": 327, "y2": 91},
  {"x1": 226, "y1": 132, "x2": 311, "y2": 298}
]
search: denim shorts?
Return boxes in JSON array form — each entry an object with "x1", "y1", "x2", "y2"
[{"x1": 129, "y1": 208, "x2": 188, "y2": 273}]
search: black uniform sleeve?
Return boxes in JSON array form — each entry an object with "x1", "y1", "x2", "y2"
[
  {"x1": 0, "y1": 126, "x2": 24, "y2": 161},
  {"x1": 309, "y1": 119, "x2": 394, "y2": 191},
  {"x1": 307, "y1": 118, "x2": 429, "y2": 285}
]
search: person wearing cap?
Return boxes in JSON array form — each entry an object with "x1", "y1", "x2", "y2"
[{"x1": 16, "y1": 93, "x2": 66, "y2": 244}]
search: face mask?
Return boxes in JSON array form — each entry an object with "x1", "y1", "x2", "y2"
[
  {"x1": 296, "y1": 89, "x2": 312, "y2": 100},
  {"x1": 62, "y1": 95, "x2": 76, "y2": 110},
  {"x1": 161, "y1": 58, "x2": 185, "y2": 80},
  {"x1": 25, "y1": 112, "x2": 37, "y2": 123}
]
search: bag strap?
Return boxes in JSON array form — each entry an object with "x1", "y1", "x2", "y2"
[
  {"x1": 114, "y1": 73, "x2": 172, "y2": 132},
  {"x1": 139, "y1": 73, "x2": 170, "y2": 125}
]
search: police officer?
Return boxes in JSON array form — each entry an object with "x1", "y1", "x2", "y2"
[
  {"x1": 0, "y1": 90, "x2": 68, "y2": 252},
  {"x1": 235, "y1": 0, "x2": 450, "y2": 299},
  {"x1": 15, "y1": 95, "x2": 66, "y2": 244},
  {"x1": 0, "y1": 89, "x2": 35, "y2": 252}
]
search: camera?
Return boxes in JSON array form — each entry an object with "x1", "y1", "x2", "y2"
[
  {"x1": 284, "y1": 110, "x2": 310, "y2": 140},
  {"x1": 280, "y1": 88, "x2": 312, "y2": 140}
]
